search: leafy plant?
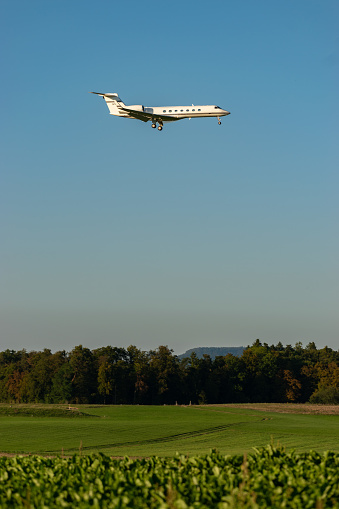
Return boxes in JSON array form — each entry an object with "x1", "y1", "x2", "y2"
[
  {"x1": 310, "y1": 386, "x2": 339, "y2": 404},
  {"x1": 0, "y1": 446, "x2": 338, "y2": 508}
]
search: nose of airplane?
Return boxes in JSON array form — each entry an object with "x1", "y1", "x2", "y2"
[{"x1": 224, "y1": 110, "x2": 231, "y2": 115}]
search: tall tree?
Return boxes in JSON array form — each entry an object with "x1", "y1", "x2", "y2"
[
  {"x1": 149, "y1": 346, "x2": 181, "y2": 404},
  {"x1": 69, "y1": 345, "x2": 97, "y2": 403}
]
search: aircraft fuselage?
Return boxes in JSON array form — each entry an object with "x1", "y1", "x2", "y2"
[
  {"x1": 91, "y1": 92, "x2": 230, "y2": 130},
  {"x1": 122, "y1": 105, "x2": 230, "y2": 121}
]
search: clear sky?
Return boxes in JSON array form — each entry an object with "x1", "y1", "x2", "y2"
[{"x1": 1, "y1": 0, "x2": 338, "y2": 354}]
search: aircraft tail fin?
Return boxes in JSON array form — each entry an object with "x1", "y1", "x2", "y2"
[{"x1": 90, "y1": 92, "x2": 125, "y2": 115}]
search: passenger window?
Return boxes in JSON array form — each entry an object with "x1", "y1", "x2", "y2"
[
  {"x1": 163, "y1": 110, "x2": 166, "y2": 113},
  {"x1": 186, "y1": 109, "x2": 189, "y2": 112},
  {"x1": 198, "y1": 109, "x2": 201, "y2": 111},
  {"x1": 192, "y1": 109, "x2": 195, "y2": 112},
  {"x1": 180, "y1": 109, "x2": 183, "y2": 112},
  {"x1": 169, "y1": 110, "x2": 172, "y2": 112},
  {"x1": 175, "y1": 109, "x2": 178, "y2": 112}
]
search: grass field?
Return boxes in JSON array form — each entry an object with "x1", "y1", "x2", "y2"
[{"x1": 0, "y1": 404, "x2": 338, "y2": 457}]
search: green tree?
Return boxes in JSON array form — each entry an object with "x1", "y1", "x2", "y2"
[
  {"x1": 95, "y1": 346, "x2": 132, "y2": 404},
  {"x1": 179, "y1": 352, "x2": 201, "y2": 404},
  {"x1": 69, "y1": 345, "x2": 97, "y2": 403},
  {"x1": 127, "y1": 345, "x2": 151, "y2": 404},
  {"x1": 149, "y1": 346, "x2": 181, "y2": 404},
  {"x1": 49, "y1": 354, "x2": 72, "y2": 403}
]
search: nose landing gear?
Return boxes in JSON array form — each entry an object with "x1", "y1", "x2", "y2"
[{"x1": 217, "y1": 117, "x2": 222, "y2": 125}]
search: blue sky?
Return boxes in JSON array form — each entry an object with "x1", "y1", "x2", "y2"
[{"x1": 1, "y1": 0, "x2": 338, "y2": 353}]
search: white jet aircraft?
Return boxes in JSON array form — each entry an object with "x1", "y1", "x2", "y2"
[{"x1": 90, "y1": 92, "x2": 230, "y2": 131}]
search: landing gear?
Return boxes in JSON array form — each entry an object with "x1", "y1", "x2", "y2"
[
  {"x1": 151, "y1": 119, "x2": 163, "y2": 131},
  {"x1": 217, "y1": 117, "x2": 222, "y2": 125}
]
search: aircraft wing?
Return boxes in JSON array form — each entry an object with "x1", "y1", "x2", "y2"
[{"x1": 118, "y1": 106, "x2": 178, "y2": 123}]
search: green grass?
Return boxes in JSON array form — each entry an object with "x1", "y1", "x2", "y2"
[{"x1": 0, "y1": 404, "x2": 338, "y2": 456}]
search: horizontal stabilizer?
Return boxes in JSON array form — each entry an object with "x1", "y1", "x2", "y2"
[{"x1": 90, "y1": 92, "x2": 119, "y2": 98}]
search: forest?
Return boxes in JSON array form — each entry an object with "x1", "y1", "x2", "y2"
[{"x1": 0, "y1": 340, "x2": 338, "y2": 405}]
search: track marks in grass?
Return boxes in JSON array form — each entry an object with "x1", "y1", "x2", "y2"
[
  {"x1": 186, "y1": 405, "x2": 272, "y2": 418},
  {"x1": 46, "y1": 419, "x2": 266, "y2": 453}
]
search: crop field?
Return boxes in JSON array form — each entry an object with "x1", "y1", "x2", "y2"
[
  {"x1": 0, "y1": 403, "x2": 338, "y2": 456},
  {"x1": 1, "y1": 446, "x2": 338, "y2": 508}
]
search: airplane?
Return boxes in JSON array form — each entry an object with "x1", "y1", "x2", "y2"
[{"x1": 90, "y1": 92, "x2": 230, "y2": 131}]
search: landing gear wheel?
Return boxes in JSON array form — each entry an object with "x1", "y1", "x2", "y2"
[
  {"x1": 218, "y1": 121, "x2": 221, "y2": 125},
  {"x1": 158, "y1": 125, "x2": 163, "y2": 131},
  {"x1": 151, "y1": 123, "x2": 156, "y2": 129}
]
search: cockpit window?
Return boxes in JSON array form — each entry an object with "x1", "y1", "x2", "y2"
[{"x1": 215, "y1": 106, "x2": 220, "y2": 109}]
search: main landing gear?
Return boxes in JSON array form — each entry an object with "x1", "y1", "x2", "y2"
[{"x1": 151, "y1": 120, "x2": 163, "y2": 131}]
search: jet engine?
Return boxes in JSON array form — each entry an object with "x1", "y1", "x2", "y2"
[{"x1": 127, "y1": 105, "x2": 144, "y2": 112}]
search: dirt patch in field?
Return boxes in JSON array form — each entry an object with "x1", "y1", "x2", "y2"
[
  {"x1": 0, "y1": 453, "x2": 146, "y2": 460},
  {"x1": 202, "y1": 403, "x2": 339, "y2": 415}
]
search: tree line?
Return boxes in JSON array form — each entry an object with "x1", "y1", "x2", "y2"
[{"x1": 0, "y1": 340, "x2": 338, "y2": 405}]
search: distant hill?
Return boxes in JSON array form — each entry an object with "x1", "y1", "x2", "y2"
[{"x1": 178, "y1": 346, "x2": 245, "y2": 360}]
